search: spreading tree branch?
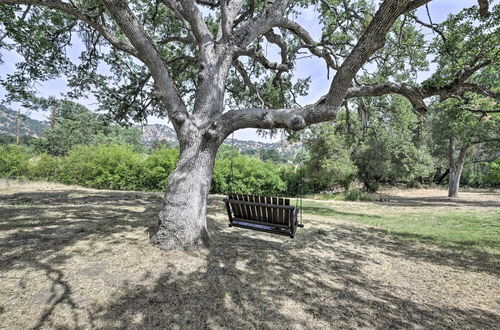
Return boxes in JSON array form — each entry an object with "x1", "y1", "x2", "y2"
[
  {"x1": 160, "y1": 0, "x2": 213, "y2": 56},
  {"x1": 218, "y1": 0, "x2": 433, "y2": 136},
  {"x1": 1, "y1": 0, "x2": 139, "y2": 57},
  {"x1": 100, "y1": 0, "x2": 188, "y2": 128},
  {"x1": 219, "y1": 0, "x2": 244, "y2": 42}
]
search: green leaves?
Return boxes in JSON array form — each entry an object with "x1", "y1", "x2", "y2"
[
  {"x1": 0, "y1": 144, "x2": 30, "y2": 178},
  {"x1": 212, "y1": 151, "x2": 287, "y2": 196},
  {"x1": 424, "y1": 4, "x2": 500, "y2": 90},
  {"x1": 303, "y1": 94, "x2": 436, "y2": 192},
  {"x1": 33, "y1": 101, "x2": 144, "y2": 156}
]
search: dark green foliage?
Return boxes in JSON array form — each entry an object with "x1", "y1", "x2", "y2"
[
  {"x1": 304, "y1": 124, "x2": 357, "y2": 191},
  {"x1": 0, "y1": 143, "x2": 290, "y2": 195},
  {"x1": 303, "y1": 96, "x2": 435, "y2": 193},
  {"x1": 486, "y1": 159, "x2": 500, "y2": 184},
  {"x1": 0, "y1": 133, "x2": 39, "y2": 147},
  {"x1": 0, "y1": 133, "x2": 16, "y2": 145},
  {"x1": 428, "y1": 95, "x2": 499, "y2": 189},
  {"x1": 279, "y1": 165, "x2": 304, "y2": 197},
  {"x1": 215, "y1": 144, "x2": 239, "y2": 160},
  {"x1": 259, "y1": 149, "x2": 286, "y2": 163},
  {"x1": 28, "y1": 153, "x2": 61, "y2": 181},
  {"x1": 344, "y1": 188, "x2": 373, "y2": 201}
]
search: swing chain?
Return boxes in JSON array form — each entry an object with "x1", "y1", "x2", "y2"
[
  {"x1": 228, "y1": 132, "x2": 235, "y2": 194},
  {"x1": 296, "y1": 142, "x2": 305, "y2": 227}
]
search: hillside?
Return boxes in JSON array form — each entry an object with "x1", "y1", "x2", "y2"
[
  {"x1": 230, "y1": 138, "x2": 301, "y2": 158},
  {"x1": 140, "y1": 123, "x2": 177, "y2": 144},
  {"x1": 0, "y1": 105, "x2": 301, "y2": 157},
  {"x1": 0, "y1": 105, "x2": 49, "y2": 137}
]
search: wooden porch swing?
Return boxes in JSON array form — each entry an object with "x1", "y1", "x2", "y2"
[
  {"x1": 223, "y1": 133, "x2": 304, "y2": 238},
  {"x1": 224, "y1": 194, "x2": 303, "y2": 238}
]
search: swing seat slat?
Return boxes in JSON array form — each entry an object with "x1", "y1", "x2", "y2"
[{"x1": 223, "y1": 193, "x2": 301, "y2": 238}]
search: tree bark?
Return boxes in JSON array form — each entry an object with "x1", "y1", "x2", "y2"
[
  {"x1": 150, "y1": 135, "x2": 218, "y2": 250},
  {"x1": 448, "y1": 141, "x2": 468, "y2": 198}
]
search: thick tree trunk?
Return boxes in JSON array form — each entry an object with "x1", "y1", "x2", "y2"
[
  {"x1": 150, "y1": 137, "x2": 218, "y2": 250},
  {"x1": 448, "y1": 142, "x2": 468, "y2": 198},
  {"x1": 448, "y1": 170, "x2": 461, "y2": 197}
]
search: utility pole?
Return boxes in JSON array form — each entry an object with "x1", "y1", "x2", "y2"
[{"x1": 16, "y1": 109, "x2": 21, "y2": 145}]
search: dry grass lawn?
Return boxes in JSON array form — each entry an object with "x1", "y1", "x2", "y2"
[{"x1": 0, "y1": 180, "x2": 499, "y2": 329}]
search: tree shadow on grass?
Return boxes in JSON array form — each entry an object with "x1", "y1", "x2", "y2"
[
  {"x1": 372, "y1": 194, "x2": 500, "y2": 209},
  {"x1": 300, "y1": 201, "x2": 499, "y2": 267},
  {"x1": 0, "y1": 189, "x2": 161, "y2": 328},
  {"x1": 92, "y1": 209, "x2": 499, "y2": 329},
  {"x1": 301, "y1": 203, "x2": 382, "y2": 219},
  {"x1": 1, "y1": 191, "x2": 498, "y2": 329}
]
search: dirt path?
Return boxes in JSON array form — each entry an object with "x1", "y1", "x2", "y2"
[{"x1": 0, "y1": 181, "x2": 498, "y2": 329}]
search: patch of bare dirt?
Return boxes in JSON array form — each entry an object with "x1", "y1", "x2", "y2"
[{"x1": 0, "y1": 181, "x2": 498, "y2": 329}]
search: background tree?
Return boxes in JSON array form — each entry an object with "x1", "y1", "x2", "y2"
[
  {"x1": 259, "y1": 149, "x2": 286, "y2": 163},
  {"x1": 304, "y1": 123, "x2": 357, "y2": 192},
  {"x1": 429, "y1": 99, "x2": 499, "y2": 197},
  {"x1": 424, "y1": 6, "x2": 500, "y2": 197},
  {"x1": 0, "y1": 0, "x2": 497, "y2": 250},
  {"x1": 304, "y1": 95, "x2": 434, "y2": 193},
  {"x1": 35, "y1": 100, "x2": 144, "y2": 155}
]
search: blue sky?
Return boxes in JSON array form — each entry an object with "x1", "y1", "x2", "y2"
[{"x1": 0, "y1": 0, "x2": 477, "y2": 142}]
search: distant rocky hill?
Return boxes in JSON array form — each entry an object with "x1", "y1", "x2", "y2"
[
  {"x1": 0, "y1": 105, "x2": 301, "y2": 157},
  {"x1": 230, "y1": 139, "x2": 301, "y2": 158},
  {"x1": 139, "y1": 123, "x2": 177, "y2": 145},
  {"x1": 139, "y1": 124, "x2": 300, "y2": 156},
  {"x1": 0, "y1": 105, "x2": 49, "y2": 137}
]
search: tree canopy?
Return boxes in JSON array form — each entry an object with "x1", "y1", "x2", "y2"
[{"x1": 1, "y1": 1, "x2": 497, "y2": 130}]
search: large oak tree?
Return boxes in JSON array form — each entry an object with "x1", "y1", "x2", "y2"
[{"x1": 0, "y1": 0, "x2": 497, "y2": 250}]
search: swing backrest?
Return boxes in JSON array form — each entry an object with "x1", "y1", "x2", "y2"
[{"x1": 224, "y1": 193, "x2": 295, "y2": 226}]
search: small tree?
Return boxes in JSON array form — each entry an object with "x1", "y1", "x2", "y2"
[
  {"x1": 305, "y1": 123, "x2": 357, "y2": 191},
  {"x1": 35, "y1": 101, "x2": 143, "y2": 155},
  {"x1": 430, "y1": 99, "x2": 499, "y2": 197}
]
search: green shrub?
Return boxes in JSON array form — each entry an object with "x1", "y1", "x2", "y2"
[
  {"x1": 279, "y1": 165, "x2": 302, "y2": 197},
  {"x1": 29, "y1": 153, "x2": 62, "y2": 181},
  {"x1": 0, "y1": 145, "x2": 30, "y2": 178},
  {"x1": 344, "y1": 188, "x2": 372, "y2": 201},
  {"x1": 485, "y1": 159, "x2": 500, "y2": 185},
  {"x1": 141, "y1": 147, "x2": 179, "y2": 191},
  {"x1": 57, "y1": 144, "x2": 142, "y2": 190},
  {"x1": 406, "y1": 180, "x2": 422, "y2": 189},
  {"x1": 212, "y1": 155, "x2": 287, "y2": 195}
]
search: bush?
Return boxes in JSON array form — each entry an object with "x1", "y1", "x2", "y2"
[
  {"x1": 406, "y1": 180, "x2": 422, "y2": 189},
  {"x1": 344, "y1": 188, "x2": 372, "y2": 201},
  {"x1": 486, "y1": 159, "x2": 500, "y2": 185},
  {"x1": 141, "y1": 147, "x2": 179, "y2": 191},
  {"x1": 57, "y1": 144, "x2": 143, "y2": 190},
  {"x1": 0, "y1": 145, "x2": 30, "y2": 178},
  {"x1": 29, "y1": 153, "x2": 62, "y2": 181},
  {"x1": 279, "y1": 165, "x2": 302, "y2": 197},
  {"x1": 212, "y1": 155, "x2": 287, "y2": 195}
]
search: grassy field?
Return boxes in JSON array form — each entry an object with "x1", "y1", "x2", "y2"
[
  {"x1": 0, "y1": 180, "x2": 499, "y2": 329},
  {"x1": 302, "y1": 196, "x2": 500, "y2": 256}
]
